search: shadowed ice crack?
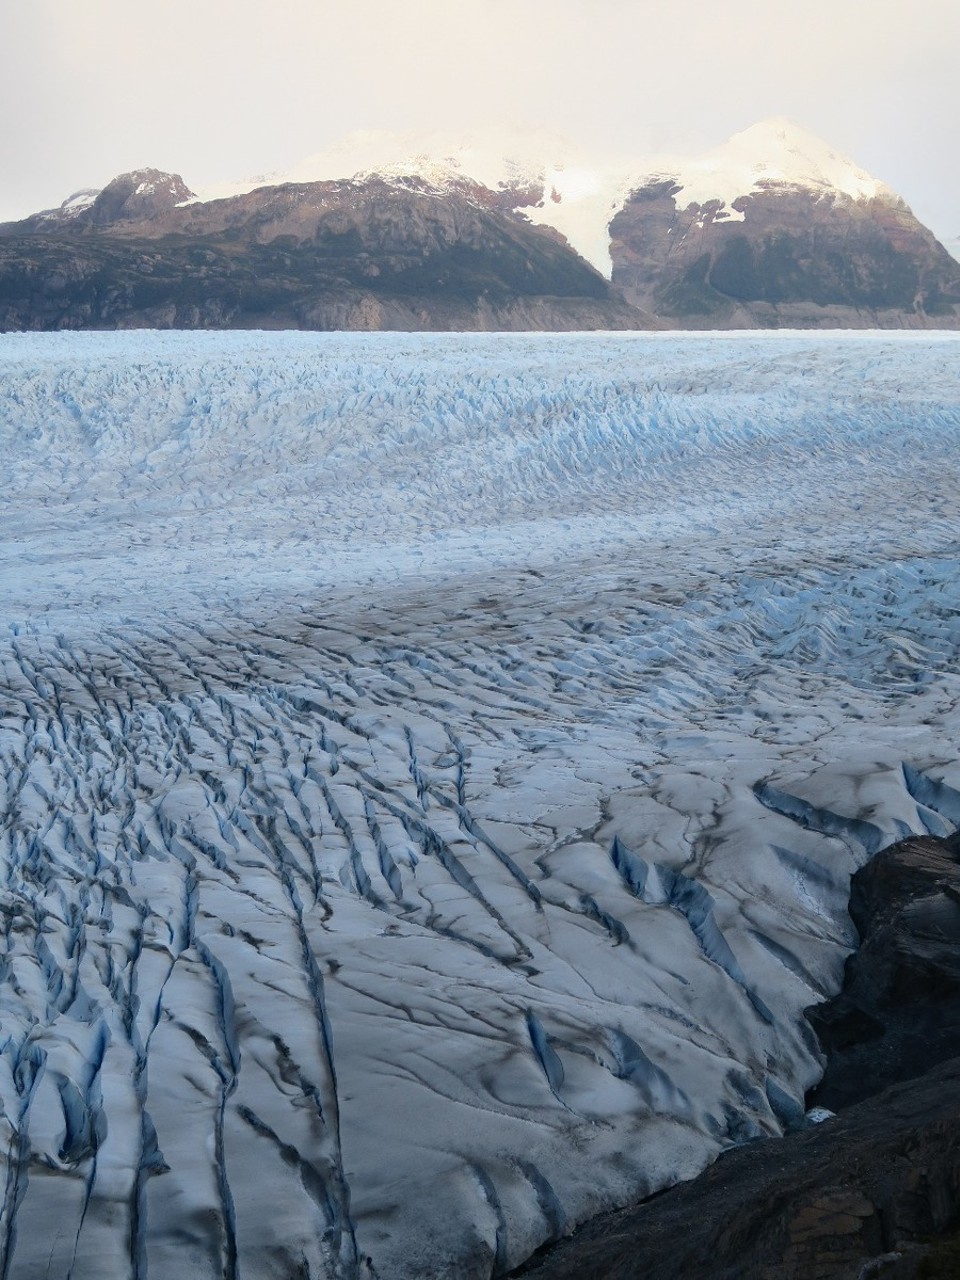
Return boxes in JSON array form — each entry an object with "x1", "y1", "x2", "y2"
[{"x1": 609, "y1": 837, "x2": 774, "y2": 1023}]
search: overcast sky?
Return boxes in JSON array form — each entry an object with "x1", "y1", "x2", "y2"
[{"x1": 2, "y1": 0, "x2": 957, "y2": 244}]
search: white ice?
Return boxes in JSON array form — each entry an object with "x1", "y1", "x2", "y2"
[{"x1": 1, "y1": 330, "x2": 959, "y2": 1279}]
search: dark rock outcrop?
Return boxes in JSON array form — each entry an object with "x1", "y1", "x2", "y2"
[
  {"x1": 808, "y1": 832, "x2": 960, "y2": 1110},
  {"x1": 8, "y1": 169, "x2": 196, "y2": 235},
  {"x1": 512, "y1": 1059, "x2": 960, "y2": 1280},
  {"x1": 610, "y1": 184, "x2": 960, "y2": 328},
  {"x1": 511, "y1": 833, "x2": 960, "y2": 1280},
  {"x1": 0, "y1": 176, "x2": 648, "y2": 332},
  {"x1": 83, "y1": 167, "x2": 197, "y2": 227}
]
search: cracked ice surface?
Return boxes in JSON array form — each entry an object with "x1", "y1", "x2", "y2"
[{"x1": 1, "y1": 329, "x2": 960, "y2": 1279}]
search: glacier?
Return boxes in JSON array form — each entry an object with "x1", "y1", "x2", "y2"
[{"x1": 1, "y1": 329, "x2": 959, "y2": 1279}]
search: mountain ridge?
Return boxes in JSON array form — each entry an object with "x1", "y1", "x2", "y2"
[
  {"x1": 1, "y1": 118, "x2": 958, "y2": 331},
  {"x1": 0, "y1": 174, "x2": 646, "y2": 332}
]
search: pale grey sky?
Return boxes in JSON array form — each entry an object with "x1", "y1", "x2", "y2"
[{"x1": 2, "y1": 0, "x2": 957, "y2": 245}]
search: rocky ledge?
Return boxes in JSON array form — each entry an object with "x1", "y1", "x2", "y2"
[{"x1": 511, "y1": 833, "x2": 960, "y2": 1280}]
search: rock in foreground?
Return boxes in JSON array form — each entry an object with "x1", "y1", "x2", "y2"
[
  {"x1": 514, "y1": 833, "x2": 960, "y2": 1279},
  {"x1": 809, "y1": 830, "x2": 960, "y2": 1110},
  {"x1": 513, "y1": 1059, "x2": 960, "y2": 1280}
]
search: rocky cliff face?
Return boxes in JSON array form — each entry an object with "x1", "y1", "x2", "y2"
[
  {"x1": 605, "y1": 118, "x2": 960, "y2": 331},
  {"x1": 807, "y1": 831, "x2": 960, "y2": 1111},
  {"x1": 0, "y1": 175, "x2": 646, "y2": 332}
]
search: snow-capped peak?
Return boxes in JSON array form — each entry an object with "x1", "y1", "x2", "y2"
[
  {"x1": 194, "y1": 128, "x2": 640, "y2": 276},
  {"x1": 649, "y1": 116, "x2": 888, "y2": 216},
  {"x1": 191, "y1": 119, "x2": 892, "y2": 279},
  {"x1": 195, "y1": 127, "x2": 577, "y2": 201}
]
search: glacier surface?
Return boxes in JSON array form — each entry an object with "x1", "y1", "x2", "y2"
[{"x1": 1, "y1": 329, "x2": 959, "y2": 1279}]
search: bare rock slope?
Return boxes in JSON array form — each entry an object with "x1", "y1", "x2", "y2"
[
  {"x1": 611, "y1": 184, "x2": 960, "y2": 328},
  {"x1": 610, "y1": 122, "x2": 960, "y2": 328},
  {"x1": 0, "y1": 173, "x2": 646, "y2": 332}
]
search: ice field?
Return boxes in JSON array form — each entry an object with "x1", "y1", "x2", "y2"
[{"x1": 1, "y1": 329, "x2": 959, "y2": 1279}]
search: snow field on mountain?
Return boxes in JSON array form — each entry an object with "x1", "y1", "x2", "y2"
[
  {"x1": 191, "y1": 118, "x2": 893, "y2": 275},
  {"x1": 1, "y1": 330, "x2": 959, "y2": 1279}
]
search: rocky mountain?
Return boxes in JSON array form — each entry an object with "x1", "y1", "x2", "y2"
[
  {"x1": 0, "y1": 170, "x2": 644, "y2": 332},
  {"x1": 187, "y1": 119, "x2": 960, "y2": 329},
  {"x1": 609, "y1": 120, "x2": 960, "y2": 328},
  {"x1": 192, "y1": 127, "x2": 638, "y2": 281},
  {"x1": 14, "y1": 168, "x2": 197, "y2": 234},
  {"x1": 1, "y1": 118, "x2": 957, "y2": 330}
]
